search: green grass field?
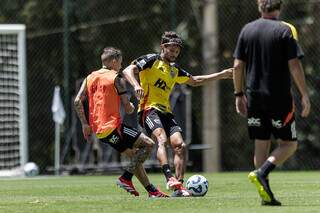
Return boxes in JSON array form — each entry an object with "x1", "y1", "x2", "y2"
[{"x1": 0, "y1": 172, "x2": 319, "y2": 213}]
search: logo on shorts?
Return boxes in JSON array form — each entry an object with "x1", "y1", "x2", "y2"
[
  {"x1": 109, "y1": 135, "x2": 119, "y2": 144},
  {"x1": 272, "y1": 119, "x2": 282, "y2": 129},
  {"x1": 154, "y1": 118, "x2": 161, "y2": 124},
  {"x1": 172, "y1": 119, "x2": 177, "y2": 125},
  {"x1": 146, "y1": 117, "x2": 154, "y2": 129},
  {"x1": 248, "y1": 117, "x2": 261, "y2": 127}
]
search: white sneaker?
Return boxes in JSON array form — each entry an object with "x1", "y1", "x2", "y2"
[{"x1": 166, "y1": 177, "x2": 183, "y2": 190}]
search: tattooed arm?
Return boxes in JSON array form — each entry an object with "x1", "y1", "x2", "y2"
[
  {"x1": 74, "y1": 78, "x2": 92, "y2": 142},
  {"x1": 115, "y1": 75, "x2": 135, "y2": 114}
]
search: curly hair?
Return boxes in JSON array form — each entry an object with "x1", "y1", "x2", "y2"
[
  {"x1": 257, "y1": 0, "x2": 282, "y2": 13},
  {"x1": 160, "y1": 31, "x2": 183, "y2": 47}
]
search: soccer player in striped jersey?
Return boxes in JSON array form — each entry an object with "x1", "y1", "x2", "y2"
[{"x1": 74, "y1": 47, "x2": 168, "y2": 198}]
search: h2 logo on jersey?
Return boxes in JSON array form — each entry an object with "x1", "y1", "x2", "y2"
[{"x1": 154, "y1": 78, "x2": 167, "y2": 91}]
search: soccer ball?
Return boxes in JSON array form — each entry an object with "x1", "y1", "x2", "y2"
[
  {"x1": 186, "y1": 174, "x2": 209, "y2": 196},
  {"x1": 23, "y1": 162, "x2": 39, "y2": 177}
]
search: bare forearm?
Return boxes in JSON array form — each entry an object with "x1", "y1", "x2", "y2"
[
  {"x1": 233, "y1": 59, "x2": 245, "y2": 93},
  {"x1": 191, "y1": 73, "x2": 222, "y2": 86},
  {"x1": 120, "y1": 94, "x2": 134, "y2": 113},
  {"x1": 189, "y1": 67, "x2": 233, "y2": 87},
  {"x1": 289, "y1": 59, "x2": 308, "y2": 97},
  {"x1": 233, "y1": 68, "x2": 244, "y2": 93},
  {"x1": 74, "y1": 79, "x2": 89, "y2": 125},
  {"x1": 123, "y1": 65, "x2": 140, "y2": 88},
  {"x1": 289, "y1": 59, "x2": 310, "y2": 117},
  {"x1": 74, "y1": 99, "x2": 89, "y2": 125}
]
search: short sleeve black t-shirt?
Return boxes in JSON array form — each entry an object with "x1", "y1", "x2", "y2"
[{"x1": 233, "y1": 18, "x2": 304, "y2": 111}]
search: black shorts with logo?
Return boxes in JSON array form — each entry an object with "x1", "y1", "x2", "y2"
[
  {"x1": 99, "y1": 124, "x2": 141, "y2": 153},
  {"x1": 247, "y1": 108, "x2": 297, "y2": 141},
  {"x1": 139, "y1": 108, "x2": 182, "y2": 137}
]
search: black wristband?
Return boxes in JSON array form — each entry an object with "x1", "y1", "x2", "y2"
[
  {"x1": 118, "y1": 91, "x2": 127, "y2": 95},
  {"x1": 234, "y1": 91, "x2": 244, "y2": 97}
]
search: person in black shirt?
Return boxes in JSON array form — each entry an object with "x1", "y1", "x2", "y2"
[{"x1": 233, "y1": 0, "x2": 310, "y2": 206}]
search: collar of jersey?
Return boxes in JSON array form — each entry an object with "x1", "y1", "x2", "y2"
[{"x1": 261, "y1": 16, "x2": 278, "y2": 20}]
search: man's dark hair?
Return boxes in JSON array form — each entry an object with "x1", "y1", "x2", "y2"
[
  {"x1": 257, "y1": 0, "x2": 282, "y2": 13},
  {"x1": 160, "y1": 31, "x2": 183, "y2": 47},
  {"x1": 101, "y1": 47, "x2": 122, "y2": 63}
]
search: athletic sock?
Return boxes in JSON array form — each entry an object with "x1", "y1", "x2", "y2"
[
  {"x1": 258, "y1": 160, "x2": 276, "y2": 178},
  {"x1": 145, "y1": 184, "x2": 157, "y2": 192},
  {"x1": 120, "y1": 170, "x2": 134, "y2": 181},
  {"x1": 162, "y1": 164, "x2": 174, "y2": 181}
]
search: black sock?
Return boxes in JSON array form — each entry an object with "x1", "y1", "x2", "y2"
[
  {"x1": 258, "y1": 160, "x2": 276, "y2": 178},
  {"x1": 145, "y1": 184, "x2": 157, "y2": 192},
  {"x1": 162, "y1": 164, "x2": 173, "y2": 181},
  {"x1": 120, "y1": 170, "x2": 134, "y2": 181},
  {"x1": 266, "y1": 177, "x2": 270, "y2": 188}
]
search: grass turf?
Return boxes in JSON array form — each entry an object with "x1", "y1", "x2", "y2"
[{"x1": 0, "y1": 171, "x2": 319, "y2": 213}]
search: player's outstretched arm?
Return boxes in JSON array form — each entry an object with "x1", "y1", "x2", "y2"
[
  {"x1": 74, "y1": 79, "x2": 92, "y2": 141},
  {"x1": 289, "y1": 58, "x2": 310, "y2": 117},
  {"x1": 122, "y1": 64, "x2": 144, "y2": 100},
  {"x1": 115, "y1": 75, "x2": 135, "y2": 114},
  {"x1": 186, "y1": 68, "x2": 233, "y2": 87}
]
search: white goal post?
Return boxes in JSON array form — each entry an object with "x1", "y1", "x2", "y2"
[{"x1": 0, "y1": 24, "x2": 27, "y2": 176}]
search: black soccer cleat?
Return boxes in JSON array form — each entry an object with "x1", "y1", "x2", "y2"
[
  {"x1": 248, "y1": 170, "x2": 276, "y2": 202},
  {"x1": 261, "y1": 198, "x2": 282, "y2": 206}
]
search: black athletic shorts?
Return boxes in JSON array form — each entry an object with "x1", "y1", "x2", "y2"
[
  {"x1": 247, "y1": 108, "x2": 297, "y2": 141},
  {"x1": 99, "y1": 124, "x2": 141, "y2": 153},
  {"x1": 139, "y1": 108, "x2": 182, "y2": 137}
]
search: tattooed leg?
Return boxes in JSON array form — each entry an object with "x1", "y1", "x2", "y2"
[{"x1": 129, "y1": 134, "x2": 155, "y2": 188}]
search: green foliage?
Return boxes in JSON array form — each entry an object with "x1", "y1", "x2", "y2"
[{"x1": 0, "y1": 0, "x2": 319, "y2": 171}]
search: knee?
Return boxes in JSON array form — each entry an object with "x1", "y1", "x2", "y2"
[
  {"x1": 173, "y1": 141, "x2": 186, "y2": 155},
  {"x1": 157, "y1": 139, "x2": 167, "y2": 149},
  {"x1": 290, "y1": 141, "x2": 298, "y2": 153},
  {"x1": 152, "y1": 128, "x2": 167, "y2": 144},
  {"x1": 140, "y1": 133, "x2": 155, "y2": 153},
  {"x1": 152, "y1": 132, "x2": 167, "y2": 148},
  {"x1": 145, "y1": 138, "x2": 155, "y2": 153}
]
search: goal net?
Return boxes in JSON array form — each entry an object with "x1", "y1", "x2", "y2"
[{"x1": 0, "y1": 24, "x2": 27, "y2": 176}]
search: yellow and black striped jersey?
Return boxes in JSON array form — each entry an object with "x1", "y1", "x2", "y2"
[{"x1": 132, "y1": 54, "x2": 191, "y2": 113}]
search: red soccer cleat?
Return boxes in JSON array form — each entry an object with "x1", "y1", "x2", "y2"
[
  {"x1": 116, "y1": 177, "x2": 139, "y2": 196},
  {"x1": 148, "y1": 187, "x2": 170, "y2": 198}
]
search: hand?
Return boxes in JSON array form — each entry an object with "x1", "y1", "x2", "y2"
[
  {"x1": 82, "y1": 124, "x2": 93, "y2": 143},
  {"x1": 235, "y1": 95, "x2": 247, "y2": 117},
  {"x1": 301, "y1": 95, "x2": 310, "y2": 118},
  {"x1": 220, "y1": 68, "x2": 234, "y2": 79},
  {"x1": 124, "y1": 102, "x2": 135, "y2": 114},
  {"x1": 134, "y1": 85, "x2": 144, "y2": 100}
]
